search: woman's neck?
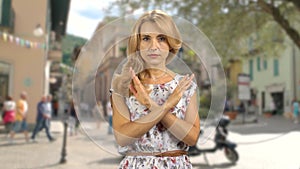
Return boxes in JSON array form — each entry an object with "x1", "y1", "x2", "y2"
[
  {"x1": 139, "y1": 68, "x2": 175, "y2": 84},
  {"x1": 147, "y1": 68, "x2": 167, "y2": 79}
]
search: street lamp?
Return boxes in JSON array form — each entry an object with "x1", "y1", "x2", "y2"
[
  {"x1": 33, "y1": 24, "x2": 44, "y2": 37},
  {"x1": 34, "y1": 23, "x2": 68, "y2": 164},
  {"x1": 60, "y1": 119, "x2": 68, "y2": 164}
]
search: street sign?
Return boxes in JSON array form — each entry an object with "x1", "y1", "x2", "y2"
[{"x1": 238, "y1": 74, "x2": 250, "y2": 100}]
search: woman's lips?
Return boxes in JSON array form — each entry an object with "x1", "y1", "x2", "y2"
[{"x1": 148, "y1": 54, "x2": 160, "y2": 58}]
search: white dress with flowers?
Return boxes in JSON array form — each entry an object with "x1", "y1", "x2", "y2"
[{"x1": 118, "y1": 74, "x2": 197, "y2": 169}]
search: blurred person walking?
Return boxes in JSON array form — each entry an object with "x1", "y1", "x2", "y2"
[
  {"x1": 269, "y1": 99, "x2": 276, "y2": 115},
  {"x1": 92, "y1": 101, "x2": 103, "y2": 129},
  {"x1": 291, "y1": 99, "x2": 299, "y2": 124},
  {"x1": 10, "y1": 91, "x2": 29, "y2": 143},
  {"x1": 31, "y1": 95, "x2": 55, "y2": 142},
  {"x1": 69, "y1": 100, "x2": 80, "y2": 136},
  {"x1": 106, "y1": 100, "x2": 113, "y2": 134},
  {"x1": 52, "y1": 99, "x2": 59, "y2": 117},
  {"x1": 31, "y1": 96, "x2": 46, "y2": 141},
  {"x1": 2, "y1": 96, "x2": 16, "y2": 138}
]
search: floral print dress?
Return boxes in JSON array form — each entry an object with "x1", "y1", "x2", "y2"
[{"x1": 118, "y1": 74, "x2": 197, "y2": 169}]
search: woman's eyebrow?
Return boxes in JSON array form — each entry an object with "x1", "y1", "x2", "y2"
[{"x1": 157, "y1": 34, "x2": 166, "y2": 37}]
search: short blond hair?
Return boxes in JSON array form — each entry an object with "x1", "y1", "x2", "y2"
[{"x1": 112, "y1": 10, "x2": 182, "y2": 96}]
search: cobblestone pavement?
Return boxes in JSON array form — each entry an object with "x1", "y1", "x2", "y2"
[{"x1": 0, "y1": 115, "x2": 299, "y2": 169}]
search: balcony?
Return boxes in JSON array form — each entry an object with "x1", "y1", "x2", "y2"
[{"x1": 48, "y1": 41, "x2": 62, "y2": 62}]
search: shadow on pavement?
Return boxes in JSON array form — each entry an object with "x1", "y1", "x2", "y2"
[
  {"x1": 193, "y1": 162, "x2": 236, "y2": 169},
  {"x1": 87, "y1": 156, "x2": 123, "y2": 165},
  {"x1": 19, "y1": 162, "x2": 62, "y2": 169},
  {"x1": 229, "y1": 115, "x2": 300, "y2": 135},
  {"x1": 0, "y1": 142, "x2": 33, "y2": 147}
]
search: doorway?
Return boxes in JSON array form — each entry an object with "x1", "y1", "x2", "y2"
[{"x1": 271, "y1": 92, "x2": 284, "y2": 115}]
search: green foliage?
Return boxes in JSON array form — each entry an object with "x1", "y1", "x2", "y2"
[
  {"x1": 198, "y1": 107, "x2": 209, "y2": 118},
  {"x1": 109, "y1": 0, "x2": 300, "y2": 62},
  {"x1": 199, "y1": 94, "x2": 211, "y2": 118},
  {"x1": 62, "y1": 34, "x2": 87, "y2": 66},
  {"x1": 200, "y1": 94, "x2": 211, "y2": 109}
]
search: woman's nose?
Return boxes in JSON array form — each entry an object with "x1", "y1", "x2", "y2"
[{"x1": 150, "y1": 39, "x2": 159, "y2": 50}]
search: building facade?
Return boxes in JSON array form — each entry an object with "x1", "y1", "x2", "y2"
[
  {"x1": 0, "y1": 0, "x2": 70, "y2": 123},
  {"x1": 242, "y1": 38, "x2": 300, "y2": 115}
]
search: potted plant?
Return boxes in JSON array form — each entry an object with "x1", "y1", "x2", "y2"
[
  {"x1": 223, "y1": 82, "x2": 238, "y2": 120},
  {"x1": 224, "y1": 111, "x2": 238, "y2": 120},
  {"x1": 263, "y1": 109, "x2": 272, "y2": 118}
]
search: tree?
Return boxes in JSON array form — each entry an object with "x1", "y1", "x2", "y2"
[{"x1": 109, "y1": 0, "x2": 299, "y2": 60}]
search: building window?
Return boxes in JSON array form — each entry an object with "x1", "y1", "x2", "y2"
[
  {"x1": 0, "y1": 0, "x2": 12, "y2": 27},
  {"x1": 257, "y1": 57, "x2": 261, "y2": 71},
  {"x1": 248, "y1": 37, "x2": 253, "y2": 51},
  {"x1": 0, "y1": 0, "x2": 3, "y2": 23},
  {"x1": 273, "y1": 59, "x2": 279, "y2": 76},
  {"x1": 249, "y1": 59, "x2": 253, "y2": 80},
  {"x1": 263, "y1": 59, "x2": 267, "y2": 70},
  {"x1": 0, "y1": 61, "x2": 11, "y2": 99}
]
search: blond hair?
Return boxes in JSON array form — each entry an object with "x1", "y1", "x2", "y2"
[{"x1": 112, "y1": 10, "x2": 182, "y2": 96}]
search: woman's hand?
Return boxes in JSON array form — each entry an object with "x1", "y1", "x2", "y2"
[
  {"x1": 129, "y1": 67, "x2": 154, "y2": 109},
  {"x1": 164, "y1": 74, "x2": 195, "y2": 110}
]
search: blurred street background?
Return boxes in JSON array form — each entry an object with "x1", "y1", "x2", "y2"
[{"x1": 0, "y1": 0, "x2": 300, "y2": 169}]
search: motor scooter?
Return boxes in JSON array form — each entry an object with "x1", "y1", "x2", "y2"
[{"x1": 188, "y1": 116, "x2": 239, "y2": 163}]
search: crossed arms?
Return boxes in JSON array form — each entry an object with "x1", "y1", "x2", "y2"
[{"x1": 112, "y1": 68, "x2": 200, "y2": 147}]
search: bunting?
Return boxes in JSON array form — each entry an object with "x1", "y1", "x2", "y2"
[{"x1": 0, "y1": 31, "x2": 46, "y2": 49}]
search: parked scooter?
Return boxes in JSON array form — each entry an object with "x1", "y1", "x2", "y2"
[{"x1": 188, "y1": 116, "x2": 239, "y2": 163}]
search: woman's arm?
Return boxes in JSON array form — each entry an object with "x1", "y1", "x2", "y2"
[
  {"x1": 160, "y1": 92, "x2": 200, "y2": 146},
  {"x1": 112, "y1": 93, "x2": 168, "y2": 146},
  {"x1": 112, "y1": 68, "x2": 194, "y2": 147}
]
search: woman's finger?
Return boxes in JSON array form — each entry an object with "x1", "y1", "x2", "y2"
[
  {"x1": 178, "y1": 74, "x2": 194, "y2": 91},
  {"x1": 129, "y1": 84, "x2": 137, "y2": 95},
  {"x1": 130, "y1": 67, "x2": 135, "y2": 78}
]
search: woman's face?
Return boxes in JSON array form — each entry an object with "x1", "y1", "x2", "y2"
[{"x1": 139, "y1": 21, "x2": 170, "y2": 69}]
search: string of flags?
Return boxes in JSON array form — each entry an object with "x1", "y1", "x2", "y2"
[{"x1": 0, "y1": 31, "x2": 46, "y2": 49}]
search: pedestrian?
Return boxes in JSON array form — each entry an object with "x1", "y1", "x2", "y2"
[
  {"x1": 69, "y1": 100, "x2": 79, "y2": 136},
  {"x1": 31, "y1": 95, "x2": 56, "y2": 142},
  {"x1": 52, "y1": 99, "x2": 59, "y2": 117},
  {"x1": 10, "y1": 91, "x2": 29, "y2": 143},
  {"x1": 64, "y1": 101, "x2": 70, "y2": 114},
  {"x1": 0, "y1": 96, "x2": 4, "y2": 112},
  {"x1": 92, "y1": 101, "x2": 103, "y2": 129},
  {"x1": 269, "y1": 98, "x2": 276, "y2": 115},
  {"x1": 291, "y1": 98, "x2": 299, "y2": 124},
  {"x1": 110, "y1": 10, "x2": 199, "y2": 168},
  {"x1": 106, "y1": 100, "x2": 113, "y2": 134},
  {"x1": 2, "y1": 96, "x2": 16, "y2": 137},
  {"x1": 31, "y1": 96, "x2": 46, "y2": 141}
]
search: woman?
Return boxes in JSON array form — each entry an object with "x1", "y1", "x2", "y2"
[
  {"x1": 292, "y1": 99, "x2": 299, "y2": 124},
  {"x1": 111, "y1": 10, "x2": 200, "y2": 168},
  {"x1": 69, "y1": 100, "x2": 80, "y2": 136},
  {"x1": 2, "y1": 96, "x2": 16, "y2": 136}
]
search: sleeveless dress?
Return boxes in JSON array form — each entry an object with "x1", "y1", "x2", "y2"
[{"x1": 118, "y1": 74, "x2": 197, "y2": 169}]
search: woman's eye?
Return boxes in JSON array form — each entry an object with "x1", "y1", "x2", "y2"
[
  {"x1": 158, "y1": 36, "x2": 166, "y2": 42},
  {"x1": 142, "y1": 37, "x2": 150, "y2": 41}
]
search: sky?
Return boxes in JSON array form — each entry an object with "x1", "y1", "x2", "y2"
[{"x1": 66, "y1": 0, "x2": 117, "y2": 39}]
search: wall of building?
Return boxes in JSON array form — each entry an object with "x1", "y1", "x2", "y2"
[
  {"x1": 242, "y1": 40, "x2": 296, "y2": 115},
  {"x1": 0, "y1": 0, "x2": 48, "y2": 123},
  {"x1": 0, "y1": 40, "x2": 46, "y2": 123}
]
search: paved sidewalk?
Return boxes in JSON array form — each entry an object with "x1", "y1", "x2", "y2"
[
  {"x1": 229, "y1": 114, "x2": 300, "y2": 134},
  {"x1": 0, "y1": 120, "x2": 121, "y2": 169},
  {"x1": 0, "y1": 115, "x2": 299, "y2": 169}
]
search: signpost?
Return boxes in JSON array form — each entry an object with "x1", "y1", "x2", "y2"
[{"x1": 238, "y1": 74, "x2": 251, "y2": 124}]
